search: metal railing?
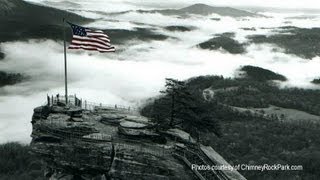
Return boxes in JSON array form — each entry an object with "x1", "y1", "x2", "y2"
[{"x1": 46, "y1": 94, "x2": 138, "y2": 113}]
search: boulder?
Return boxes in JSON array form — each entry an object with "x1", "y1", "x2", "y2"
[
  {"x1": 100, "y1": 114, "x2": 126, "y2": 125},
  {"x1": 165, "y1": 129, "x2": 196, "y2": 144},
  {"x1": 125, "y1": 115, "x2": 149, "y2": 123},
  {"x1": 120, "y1": 121, "x2": 147, "y2": 129}
]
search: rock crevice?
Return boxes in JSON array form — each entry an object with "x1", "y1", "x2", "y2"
[{"x1": 30, "y1": 102, "x2": 245, "y2": 180}]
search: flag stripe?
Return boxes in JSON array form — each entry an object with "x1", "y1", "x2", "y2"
[
  {"x1": 71, "y1": 40, "x2": 111, "y2": 49},
  {"x1": 69, "y1": 47, "x2": 115, "y2": 51},
  {"x1": 72, "y1": 35, "x2": 111, "y2": 45},
  {"x1": 68, "y1": 23, "x2": 115, "y2": 53},
  {"x1": 86, "y1": 29, "x2": 104, "y2": 33},
  {"x1": 69, "y1": 44, "x2": 115, "y2": 50},
  {"x1": 86, "y1": 35, "x2": 110, "y2": 42},
  {"x1": 87, "y1": 32, "x2": 109, "y2": 38},
  {"x1": 69, "y1": 46, "x2": 115, "y2": 52},
  {"x1": 69, "y1": 44, "x2": 115, "y2": 51}
]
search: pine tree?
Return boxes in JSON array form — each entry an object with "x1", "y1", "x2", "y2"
[
  {"x1": 160, "y1": 78, "x2": 189, "y2": 126},
  {"x1": 159, "y1": 78, "x2": 222, "y2": 138}
]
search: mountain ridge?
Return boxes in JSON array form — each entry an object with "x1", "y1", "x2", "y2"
[
  {"x1": 156, "y1": 3, "x2": 260, "y2": 17},
  {"x1": 0, "y1": 0, "x2": 26, "y2": 15},
  {"x1": 0, "y1": 0, "x2": 92, "y2": 42},
  {"x1": 107, "y1": 3, "x2": 262, "y2": 17}
]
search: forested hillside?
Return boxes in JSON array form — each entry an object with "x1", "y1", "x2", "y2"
[
  {"x1": 141, "y1": 68, "x2": 320, "y2": 180},
  {"x1": 0, "y1": 143, "x2": 43, "y2": 180}
]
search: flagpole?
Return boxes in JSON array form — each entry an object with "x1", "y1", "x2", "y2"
[{"x1": 63, "y1": 18, "x2": 68, "y2": 105}]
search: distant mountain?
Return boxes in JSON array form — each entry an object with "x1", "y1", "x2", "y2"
[
  {"x1": 42, "y1": 0, "x2": 82, "y2": 9},
  {"x1": 106, "y1": 4, "x2": 260, "y2": 18},
  {"x1": 239, "y1": 66, "x2": 287, "y2": 81},
  {"x1": 197, "y1": 33, "x2": 246, "y2": 54},
  {"x1": 153, "y1": 3, "x2": 260, "y2": 17},
  {"x1": 164, "y1": 26, "x2": 194, "y2": 32},
  {"x1": 248, "y1": 27, "x2": 320, "y2": 59},
  {"x1": 0, "y1": 71, "x2": 25, "y2": 87},
  {"x1": 0, "y1": 0, "x2": 25, "y2": 15},
  {"x1": 0, "y1": 0, "x2": 91, "y2": 42},
  {"x1": 0, "y1": 52, "x2": 4, "y2": 60},
  {"x1": 104, "y1": 28, "x2": 169, "y2": 44},
  {"x1": 312, "y1": 78, "x2": 320, "y2": 84}
]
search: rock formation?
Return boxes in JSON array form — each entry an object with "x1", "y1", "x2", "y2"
[{"x1": 30, "y1": 96, "x2": 246, "y2": 180}]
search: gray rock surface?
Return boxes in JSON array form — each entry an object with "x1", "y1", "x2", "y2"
[
  {"x1": 30, "y1": 104, "x2": 197, "y2": 179},
  {"x1": 30, "y1": 103, "x2": 245, "y2": 179}
]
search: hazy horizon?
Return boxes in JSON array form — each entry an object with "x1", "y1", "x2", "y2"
[
  {"x1": 1, "y1": 0, "x2": 320, "y2": 143},
  {"x1": 24, "y1": 0, "x2": 320, "y2": 11}
]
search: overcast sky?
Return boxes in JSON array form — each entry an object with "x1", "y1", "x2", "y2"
[
  {"x1": 25, "y1": 0, "x2": 320, "y2": 10},
  {"x1": 178, "y1": 0, "x2": 319, "y2": 7},
  {"x1": 125, "y1": 0, "x2": 320, "y2": 9}
]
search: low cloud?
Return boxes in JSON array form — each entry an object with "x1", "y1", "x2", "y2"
[
  {"x1": 25, "y1": 0, "x2": 320, "y2": 10},
  {"x1": 1, "y1": 3, "x2": 320, "y2": 143}
]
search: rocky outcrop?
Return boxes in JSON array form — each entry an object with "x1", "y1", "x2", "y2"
[
  {"x1": 30, "y1": 100, "x2": 245, "y2": 179},
  {"x1": 31, "y1": 104, "x2": 195, "y2": 179}
]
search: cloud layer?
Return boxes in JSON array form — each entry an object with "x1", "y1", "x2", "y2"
[
  {"x1": 25, "y1": 0, "x2": 320, "y2": 10},
  {"x1": 1, "y1": 1, "x2": 320, "y2": 143}
]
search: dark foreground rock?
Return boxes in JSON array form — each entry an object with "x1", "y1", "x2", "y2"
[{"x1": 30, "y1": 101, "x2": 246, "y2": 180}]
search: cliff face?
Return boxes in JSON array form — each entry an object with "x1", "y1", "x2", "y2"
[
  {"x1": 30, "y1": 99, "x2": 245, "y2": 180},
  {"x1": 30, "y1": 103, "x2": 197, "y2": 179}
]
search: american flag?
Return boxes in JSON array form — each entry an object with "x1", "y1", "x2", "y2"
[{"x1": 68, "y1": 23, "x2": 115, "y2": 53}]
